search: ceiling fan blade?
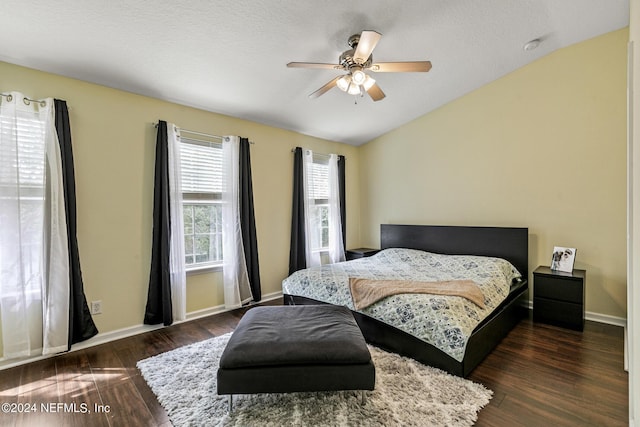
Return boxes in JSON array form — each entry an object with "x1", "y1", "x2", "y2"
[
  {"x1": 309, "y1": 76, "x2": 341, "y2": 98},
  {"x1": 287, "y1": 62, "x2": 344, "y2": 70},
  {"x1": 353, "y1": 30, "x2": 382, "y2": 64},
  {"x1": 370, "y1": 61, "x2": 433, "y2": 73},
  {"x1": 366, "y1": 82, "x2": 386, "y2": 102}
]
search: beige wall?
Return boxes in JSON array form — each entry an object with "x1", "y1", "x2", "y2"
[
  {"x1": 359, "y1": 29, "x2": 628, "y2": 319},
  {"x1": 0, "y1": 61, "x2": 360, "y2": 354}
]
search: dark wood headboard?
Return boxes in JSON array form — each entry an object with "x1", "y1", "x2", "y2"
[{"x1": 380, "y1": 224, "x2": 529, "y2": 279}]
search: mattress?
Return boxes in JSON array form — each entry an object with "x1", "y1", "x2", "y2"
[{"x1": 282, "y1": 248, "x2": 521, "y2": 362}]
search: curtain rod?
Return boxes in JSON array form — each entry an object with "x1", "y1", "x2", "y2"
[
  {"x1": 153, "y1": 122, "x2": 254, "y2": 144},
  {"x1": 180, "y1": 128, "x2": 225, "y2": 141},
  {"x1": 291, "y1": 147, "x2": 344, "y2": 158},
  {"x1": 1, "y1": 93, "x2": 47, "y2": 107}
]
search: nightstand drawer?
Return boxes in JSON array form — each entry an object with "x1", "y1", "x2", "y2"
[
  {"x1": 533, "y1": 297, "x2": 584, "y2": 330},
  {"x1": 534, "y1": 275, "x2": 583, "y2": 304}
]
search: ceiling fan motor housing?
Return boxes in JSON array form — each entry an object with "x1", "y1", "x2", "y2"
[{"x1": 339, "y1": 49, "x2": 372, "y2": 70}]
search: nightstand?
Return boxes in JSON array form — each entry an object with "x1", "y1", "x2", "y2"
[
  {"x1": 533, "y1": 266, "x2": 585, "y2": 331},
  {"x1": 345, "y1": 248, "x2": 380, "y2": 261}
]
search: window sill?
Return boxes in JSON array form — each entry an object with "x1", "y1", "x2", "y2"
[{"x1": 186, "y1": 264, "x2": 223, "y2": 276}]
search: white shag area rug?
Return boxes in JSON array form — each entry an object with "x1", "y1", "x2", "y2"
[{"x1": 137, "y1": 333, "x2": 492, "y2": 427}]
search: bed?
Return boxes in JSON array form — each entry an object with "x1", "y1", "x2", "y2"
[{"x1": 282, "y1": 224, "x2": 529, "y2": 377}]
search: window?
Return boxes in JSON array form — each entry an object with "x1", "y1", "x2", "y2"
[
  {"x1": 307, "y1": 154, "x2": 330, "y2": 252},
  {"x1": 297, "y1": 148, "x2": 344, "y2": 269},
  {"x1": 179, "y1": 137, "x2": 224, "y2": 270}
]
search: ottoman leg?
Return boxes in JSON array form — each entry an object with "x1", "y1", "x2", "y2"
[{"x1": 228, "y1": 395, "x2": 233, "y2": 413}]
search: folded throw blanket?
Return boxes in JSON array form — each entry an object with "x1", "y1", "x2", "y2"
[{"x1": 349, "y1": 277, "x2": 485, "y2": 310}]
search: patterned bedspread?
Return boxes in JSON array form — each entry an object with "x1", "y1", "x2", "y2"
[{"x1": 282, "y1": 248, "x2": 521, "y2": 362}]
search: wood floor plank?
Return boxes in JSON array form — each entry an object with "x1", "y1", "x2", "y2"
[
  {"x1": 57, "y1": 388, "x2": 110, "y2": 427},
  {"x1": 99, "y1": 380, "x2": 156, "y2": 427},
  {"x1": 129, "y1": 373, "x2": 171, "y2": 426},
  {"x1": 160, "y1": 321, "x2": 213, "y2": 349},
  {"x1": 18, "y1": 358, "x2": 58, "y2": 399},
  {"x1": 0, "y1": 366, "x2": 21, "y2": 427},
  {"x1": 56, "y1": 350, "x2": 98, "y2": 401},
  {"x1": 13, "y1": 358, "x2": 62, "y2": 427},
  {"x1": 84, "y1": 344, "x2": 132, "y2": 390}
]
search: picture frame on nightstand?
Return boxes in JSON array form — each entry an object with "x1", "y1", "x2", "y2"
[{"x1": 550, "y1": 246, "x2": 576, "y2": 273}]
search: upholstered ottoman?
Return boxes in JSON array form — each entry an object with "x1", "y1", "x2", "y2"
[{"x1": 217, "y1": 305, "x2": 375, "y2": 409}]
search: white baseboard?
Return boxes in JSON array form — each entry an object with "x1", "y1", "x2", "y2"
[
  {"x1": 585, "y1": 311, "x2": 627, "y2": 327},
  {"x1": 183, "y1": 291, "x2": 283, "y2": 322},
  {"x1": 0, "y1": 291, "x2": 283, "y2": 371}
]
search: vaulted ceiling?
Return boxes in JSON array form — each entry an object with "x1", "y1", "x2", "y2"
[{"x1": 0, "y1": 0, "x2": 629, "y2": 145}]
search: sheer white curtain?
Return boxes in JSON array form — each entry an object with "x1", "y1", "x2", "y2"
[
  {"x1": 327, "y1": 154, "x2": 346, "y2": 264},
  {"x1": 167, "y1": 124, "x2": 186, "y2": 321},
  {"x1": 302, "y1": 149, "x2": 322, "y2": 267},
  {"x1": 0, "y1": 92, "x2": 69, "y2": 358},
  {"x1": 222, "y1": 136, "x2": 253, "y2": 309}
]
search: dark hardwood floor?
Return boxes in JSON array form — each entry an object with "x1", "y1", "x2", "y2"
[
  {"x1": 0, "y1": 299, "x2": 628, "y2": 426},
  {"x1": 470, "y1": 317, "x2": 628, "y2": 426}
]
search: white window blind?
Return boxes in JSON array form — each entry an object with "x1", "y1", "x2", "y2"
[
  {"x1": 308, "y1": 154, "x2": 329, "y2": 201},
  {"x1": 0, "y1": 114, "x2": 46, "y2": 192},
  {"x1": 179, "y1": 138, "x2": 223, "y2": 194}
]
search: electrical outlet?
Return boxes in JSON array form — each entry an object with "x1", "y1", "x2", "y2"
[{"x1": 91, "y1": 300, "x2": 102, "y2": 315}]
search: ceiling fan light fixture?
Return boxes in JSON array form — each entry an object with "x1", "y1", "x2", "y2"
[
  {"x1": 338, "y1": 74, "x2": 364, "y2": 95},
  {"x1": 363, "y1": 75, "x2": 376, "y2": 91},
  {"x1": 351, "y1": 69, "x2": 367, "y2": 85},
  {"x1": 337, "y1": 75, "x2": 351, "y2": 92},
  {"x1": 347, "y1": 82, "x2": 361, "y2": 95}
]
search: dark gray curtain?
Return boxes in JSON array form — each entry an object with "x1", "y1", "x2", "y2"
[
  {"x1": 144, "y1": 120, "x2": 173, "y2": 326},
  {"x1": 288, "y1": 147, "x2": 306, "y2": 274},
  {"x1": 338, "y1": 155, "x2": 346, "y2": 251},
  {"x1": 54, "y1": 99, "x2": 99, "y2": 349},
  {"x1": 238, "y1": 137, "x2": 261, "y2": 301}
]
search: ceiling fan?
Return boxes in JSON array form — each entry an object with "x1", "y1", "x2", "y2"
[{"x1": 287, "y1": 30, "x2": 432, "y2": 102}]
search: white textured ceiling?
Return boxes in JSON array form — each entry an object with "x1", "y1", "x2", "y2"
[{"x1": 0, "y1": 0, "x2": 629, "y2": 145}]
